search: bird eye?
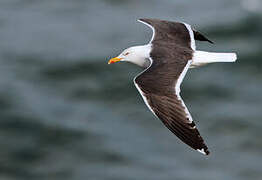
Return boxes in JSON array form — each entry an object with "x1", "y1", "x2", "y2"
[{"x1": 124, "y1": 52, "x2": 130, "y2": 56}]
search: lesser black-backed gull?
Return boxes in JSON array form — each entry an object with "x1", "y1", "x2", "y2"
[{"x1": 108, "y1": 19, "x2": 237, "y2": 155}]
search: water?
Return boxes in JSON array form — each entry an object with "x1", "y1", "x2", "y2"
[{"x1": 0, "y1": 0, "x2": 262, "y2": 180}]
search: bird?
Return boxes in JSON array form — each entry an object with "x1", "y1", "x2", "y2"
[{"x1": 108, "y1": 19, "x2": 237, "y2": 155}]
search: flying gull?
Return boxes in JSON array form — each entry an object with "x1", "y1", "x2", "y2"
[{"x1": 108, "y1": 19, "x2": 237, "y2": 155}]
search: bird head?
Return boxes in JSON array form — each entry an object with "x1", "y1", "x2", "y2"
[
  {"x1": 108, "y1": 47, "x2": 133, "y2": 64},
  {"x1": 108, "y1": 45, "x2": 151, "y2": 67}
]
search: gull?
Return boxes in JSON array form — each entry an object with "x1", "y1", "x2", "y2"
[{"x1": 108, "y1": 19, "x2": 237, "y2": 155}]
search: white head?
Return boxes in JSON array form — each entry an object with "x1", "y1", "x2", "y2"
[{"x1": 108, "y1": 45, "x2": 151, "y2": 68}]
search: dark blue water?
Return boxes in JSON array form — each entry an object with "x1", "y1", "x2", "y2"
[{"x1": 0, "y1": 0, "x2": 262, "y2": 179}]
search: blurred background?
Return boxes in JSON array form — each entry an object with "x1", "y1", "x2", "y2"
[{"x1": 0, "y1": 0, "x2": 262, "y2": 180}]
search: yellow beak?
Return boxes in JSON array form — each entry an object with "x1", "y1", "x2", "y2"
[{"x1": 108, "y1": 57, "x2": 122, "y2": 64}]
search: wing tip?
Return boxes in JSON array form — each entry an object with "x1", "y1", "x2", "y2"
[
  {"x1": 137, "y1": 18, "x2": 148, "y2": 23},
  {"x1": 137, "y1": 18, "x2": 143, "y2": 22},
  {"x1": 137, "y1": 18, "x2": 149, "y2": 26},
  {"x1": 193, "y1": 30, "x2": 214, "y2": 44},
  {"x1": 197, "y1": 148, "x2": 210, "y2": 155}
]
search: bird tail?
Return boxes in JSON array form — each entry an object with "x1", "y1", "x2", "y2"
[{"x1": 191, "y1": 50, "x2": 237, "y2": 68}]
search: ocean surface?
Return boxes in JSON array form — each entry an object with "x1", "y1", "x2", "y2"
[{"x1": 0, "y1": 0, "x2": 262, "y2": 180}]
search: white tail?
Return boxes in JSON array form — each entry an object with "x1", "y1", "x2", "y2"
[{"x1": 191, "y1": 50, "x2": 237, "y2": 68}]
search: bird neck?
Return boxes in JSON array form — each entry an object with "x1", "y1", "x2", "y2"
[{"x1": 128, "y1": 44, "x2": 152, "y2": 68}]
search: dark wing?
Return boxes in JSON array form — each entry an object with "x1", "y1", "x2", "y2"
[
  {"x1": 138, "y1": 18, "x2": 213, "y2": 47},
  {"x1": 135, "y1": 19, "x2": 209, "y2": 155},
  {"x1": 134, "y1": 57, "x2": 209, "y2": 155},
  {"x1": 193, "y1": 30, "x2": 214, "y2": 44},
  {"x1": 138, "y1": 18, "x2": 195, "y2": 50}
]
